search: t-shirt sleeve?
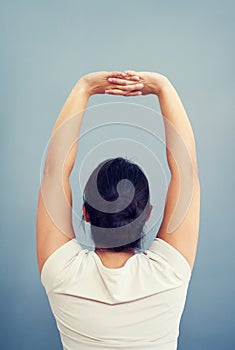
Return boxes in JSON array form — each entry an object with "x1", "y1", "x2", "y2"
[
  {"x1": 40, "y1": 239, "x2": 83, "y2": 293},
  {"x1": 145, "y1": 237, "x2": 192, "y2": 282}
]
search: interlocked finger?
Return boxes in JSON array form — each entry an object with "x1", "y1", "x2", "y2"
[
  {"x1": 108, "y1": 78, "x2": 139, "y2": 85},
  {"x1": 107, "y1": 83, "x2": 143, "y2": 92},
  {"x1": 124, "y1": 91, "x2": 142, "y2": 96},
  {"x1": 123, "y1": 70, "x2": 139, "y2": 77},
  {"x1": 108, "y1": 71, "x2": 125, "y2": 78},
  {"x1": 105, "y1": 89, "x2": 143, "y2": 96},
  {"x1": 108, "y1": 71, "x2": 139, "y2": 80},
  {"x1": 122, "y1": 83, "x2": 144, "y2": 91},
  {"x1": 124, "y1": 70, "x2": 144, "y2": 80},
  {"x1": 105, "y1": 89, "x2": 127, "y2": 95},
  {"x1": 108, "y1": 78, "x2": 128, "y2": 85}
]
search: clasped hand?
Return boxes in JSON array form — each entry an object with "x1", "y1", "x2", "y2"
[{"x1": 79, "y1": 70, "x2": 165, "y2": 97}]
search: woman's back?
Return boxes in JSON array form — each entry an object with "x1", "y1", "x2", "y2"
[{"x1": 41, "y1": 237, "x2": 191, "y2": 350}]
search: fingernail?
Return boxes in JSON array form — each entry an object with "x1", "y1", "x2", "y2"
[{"x1": 108, "y1": 78, "x2": 113, "y2": 82}]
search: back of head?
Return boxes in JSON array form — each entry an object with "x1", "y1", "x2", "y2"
[{"x1": 82, "y1": 157, "x2": 151, "y2": 252}]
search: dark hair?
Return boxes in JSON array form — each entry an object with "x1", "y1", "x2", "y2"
[{"x1": 82, "y1": 157, "x2": 151, "y2": 252}]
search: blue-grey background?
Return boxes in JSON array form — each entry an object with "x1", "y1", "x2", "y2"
[{"x1": 1, "y1": 0, "x2": 235, "y2": 349}]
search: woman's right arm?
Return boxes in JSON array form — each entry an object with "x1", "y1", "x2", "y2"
[
  {"x1": 150, "y1": 74, "x2": 200, "y2": 271},
  {"x1": 107, "y1": 71, "x2": 200, "y2": 271}
]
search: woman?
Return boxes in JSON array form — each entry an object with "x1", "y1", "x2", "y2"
[{"x1": 36, "y1": 70, "x2": 200, "y2": 350}]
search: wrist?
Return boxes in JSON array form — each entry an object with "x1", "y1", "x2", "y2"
[
  {"x1": 74, "y1": 77, "x2": 93, "y2": 97},
  {"x1": 151, "y1": 74, "x2": 170, "y2": 95}
]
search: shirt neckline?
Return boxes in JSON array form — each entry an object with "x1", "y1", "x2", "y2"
[{"x1": 90, "y1": 251, "x2": 138, "y2": 273}]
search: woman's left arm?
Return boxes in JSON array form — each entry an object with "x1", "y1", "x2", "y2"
[{"x1": 36, "y1": 71, "x2": 143, "y2": 274}]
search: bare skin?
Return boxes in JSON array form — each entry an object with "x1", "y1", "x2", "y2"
[
  {"x1": 94, "y1": 251, "x2": 135, "y2": 269},
  {"x1": 36, "y1": 72, "x2": 145, "y2": 274},
  {"x1": 105, "y1": 71, "x2": 200, "y2": 270},
  {"x1": 36, "y1": 70, "x2": 200, "y2": 273}
]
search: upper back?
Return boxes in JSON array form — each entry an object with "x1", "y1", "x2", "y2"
[{"x1": 41, "y1": 237, "x2": 191, "y2": 349}]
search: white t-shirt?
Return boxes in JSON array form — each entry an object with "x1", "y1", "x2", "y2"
[{"x1": 41, "y1": 237, "x2": 192, "y2": 350}]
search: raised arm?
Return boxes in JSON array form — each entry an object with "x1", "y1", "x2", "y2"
[
  {"x1": 107, "y1": 71, "x2": 200, "y2": 271},
  {"x1": 36, "y1": 78, "x2": 89, "y2": 274},
  {"x1": 152, "y1": 74, "x2": 200, "y2": 271},
  {"x1": 36, "y1": 71, "x2": 144, "y2": 274}
]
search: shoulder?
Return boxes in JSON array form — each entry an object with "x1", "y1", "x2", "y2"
[
  {"x1": 40, "y1": 238, "x2": 84, "y2": 292},
  {"x1": 144, "y1": 237, "x2": 192, "y2": 282}
]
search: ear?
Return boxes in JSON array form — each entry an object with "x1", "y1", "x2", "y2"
[
  {"x1": 146, "y1": 205, "x2": 153, "y2": 222},
  {"x1": 82, "y1": 205, "x2": 90, "y2": 222}
]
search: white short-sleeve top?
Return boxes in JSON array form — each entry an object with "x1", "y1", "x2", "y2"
[{"x1": 41, "y1": 238, "x2": 192, "y2": 350}]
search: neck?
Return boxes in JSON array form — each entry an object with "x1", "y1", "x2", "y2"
[
  {"x1": 95, "y1": 248, "x2": 135, "y2": 254},
  {"x1": 94, "y1": 248, "x2": 135, "y2": 269}
]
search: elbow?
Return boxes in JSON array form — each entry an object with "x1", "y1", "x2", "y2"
[
  {"x1": 43, "y1": 161, "x2": 54, "y2": 178},
  {"x1": 167, "y1": 151, "x2": 199, "y2": 176},
  {"x1": 43, "y1": 162, "x2": 70, "y2": 180},
  {"x1": 42, "y1": 162, "x2": 60, "y2": 179},
  {"x1": 192, "y1": 158, "x2": 199, "y2": 175},
  {"x1": 191, "y1": 152, "x2": 199, "y2": 175}
]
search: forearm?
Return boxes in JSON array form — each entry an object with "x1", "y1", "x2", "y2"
[
  {"x1": 156, "y1": 78, "x2": 198, "y2": 175},
  {"x1": 44, "y1": 79, "x2": 90, "y2": 177},
  {"x1": 43, "y1": 70, "x2": 143, "y2": 177}
]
